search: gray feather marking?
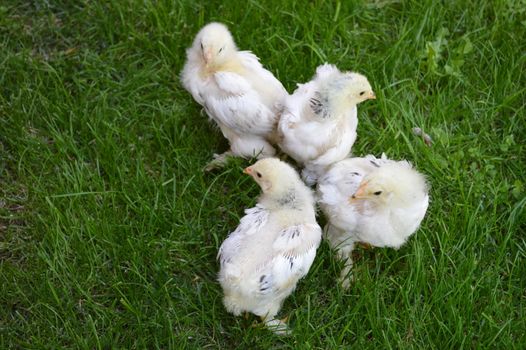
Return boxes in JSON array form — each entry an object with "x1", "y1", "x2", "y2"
[{"x1": 309, "y1": 91, "x2": 330, "y2": 119}]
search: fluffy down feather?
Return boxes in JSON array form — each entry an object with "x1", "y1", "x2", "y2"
[
  {"x1": 218, "y1": 158, "x2": 322, "y2": 334},
  {"x1": 317, "y1": 154, "x2": 429, "y2": 288},
  {"x1": 181, "y1": 23, "x2": 288, "y2": 169},
  {"x1": 278, "y1": 63, "x2": 375, "y2": 185}
]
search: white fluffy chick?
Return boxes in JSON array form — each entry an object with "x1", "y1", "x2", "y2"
[
  {"x1": 181, "y1": 22, "x2": 288, "y2": 170},
  {"x1": 218, "y1": 158, "x2": 322, "y2": 334},
  {"x1": 317, "y1": 154, "x2": 429, "y2": 288},
  {"x1": 278, "y1": 63, "x2": 375, "y2": 185}
]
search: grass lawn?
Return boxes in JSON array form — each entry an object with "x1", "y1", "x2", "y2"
[{"x1": 1, "y1": 0, "x2": 525, "y2": 348}]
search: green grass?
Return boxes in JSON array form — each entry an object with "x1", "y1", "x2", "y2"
[{"x1": 1, "y1": 0, "x2": 525, "y2": 348}]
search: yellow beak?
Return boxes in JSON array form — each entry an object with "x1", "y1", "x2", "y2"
[
  {"x1": 243, "y1": 167, "x2": 253, "y2": 175},
  {"x1": 349, "y1": 181, "x2": 368, "y2": 203},
  {"x1": 367, "y1": 91, "x2": 376, "y2": 100}
]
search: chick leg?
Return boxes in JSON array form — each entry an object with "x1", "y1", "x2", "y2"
[
  {"x1": 337, "y1": 242, "x2": 355, "y2": 290},
  {"x1": 325, "y1": 224, "x2": 356, "y2": 289}
]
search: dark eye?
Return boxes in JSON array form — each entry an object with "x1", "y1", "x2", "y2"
[
  {"x1": 256, "y1": 172, "x2": 262, "y2": 178},
  {"x1": 200, "y1": 43, "x2": 204, "y2": 50},
  {"x1": 359, "y1": 91, "x2": 365, "y2": 96},
  {"x1": 218, "y1": 47, "x2": 224, "y2": 53},
  {"x1": 373, "y1": 191, "x2": 382, "y2": 196}
]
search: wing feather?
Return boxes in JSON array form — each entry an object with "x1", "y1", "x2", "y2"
[
  {"x1": 273, "y1": 223, "x2": 322, "y2": 258},
  {"x1": 208, "y1": 72, "x2": 277, "y2": 135},
  {"x1": 256, "y1": 223, "x2": 321, "y2": 294},
  {"x1": 180, "y1": 52, "x2": 206, "y2": 105},
  {"x1": 217, "y1": 205, "x2": 268, "y2": 265},
  {"x1": 238, "y1": 51, "x2": 288, "y2": 103}
]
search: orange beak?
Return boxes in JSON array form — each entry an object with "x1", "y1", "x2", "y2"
[
  {"x1": 349, "y1": 181, "x2": 368, "y2": 203},
  {"x1": 243, "y1": 166, "x2": 253, "y2": 175},
  {"x1": 204, "y1": 49, "x2": 213, "y2": 65}
]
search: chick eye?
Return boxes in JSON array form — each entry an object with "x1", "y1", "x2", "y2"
[
  {"x1": 200, "y1": 43, "x2": 204, "y2": 50},
  {"x1": 359, "y1": 91, "x2": 366, "y2": 96},
  {"x1": 218, "y1": 47, "x2": 224, "y2": 53},
  {"x1": 256, "y1": 172, "x2": 262, "y2": 178},
  {"x1": 373, "y1": 191, "x2": 382, "y2": 196}
]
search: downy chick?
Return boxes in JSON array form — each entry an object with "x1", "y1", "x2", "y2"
[
  {"x1": 181, "y1": 22, "x2": 288, "y2": 170},
  {"x1": 218, "y1": 158, "x2": 322, "y2": 334},
  {"x1": 278, "y1": 63, "x2": 375, "y2": 185},
  {"x1": 317, "y1": 155, "x2": 429, "y2": 288}
]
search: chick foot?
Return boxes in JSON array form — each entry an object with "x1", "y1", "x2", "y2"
[
  {"x1": 358, "y1": 242, "x2": 373, "y2": 250},
  {"x1": 264, "y1": 318, "x2": 291, "y2": 336},
  {"x1": 204, "y1": 151, "x2": 234, "y2": 172},
  {"x1": 339, "y1": 269, "x2": 354, "y2": 290}
]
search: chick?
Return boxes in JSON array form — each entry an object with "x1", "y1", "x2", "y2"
[
  {"x1": 317, "y1": 155, "x2": 429, "y2": 288},
  {"x1": 181, "y1": 22, "x2": 288, "y2": 170},
  {"x1": 218, "y1": 158, "x2": 322, "y2": 334},
  {"x1": 278, "y1": 63, "x2": 375, "y2": 185}
]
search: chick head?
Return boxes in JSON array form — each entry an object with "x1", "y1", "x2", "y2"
[
  {"x1": 327, "y1": 72, "x2": 375, "y2": 109},
  {"x1": 194, "y1": 22, "x2": 237, "y2": 68},
  {"x1": 350, "y1": 162, "x2": 427, "y2": 207},
  {"x1": 244, "y1": 158, "x2": 300, "y2": 195}
]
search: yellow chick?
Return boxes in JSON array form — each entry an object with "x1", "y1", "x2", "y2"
[
  {"x1": 317, "y1": 155, "x2": 429, "y2": 288},
  {"x1": 278, "y1": 64, "x2": 375, "y2": 185},
  {"x1": 181, "y1": 23, "x2": 288, "y2": 170},
  {"x1": 218, "y1": 158, "x2": 322, "y2": 334}
]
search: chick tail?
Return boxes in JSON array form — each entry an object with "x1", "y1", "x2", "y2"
[{"x1": 315, "y1": 63, "x2": 339, "y2": 79}]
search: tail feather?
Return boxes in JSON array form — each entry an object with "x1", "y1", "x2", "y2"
[{"x1": 315, "y1": 63, "x2": 339, "y2": 79}]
